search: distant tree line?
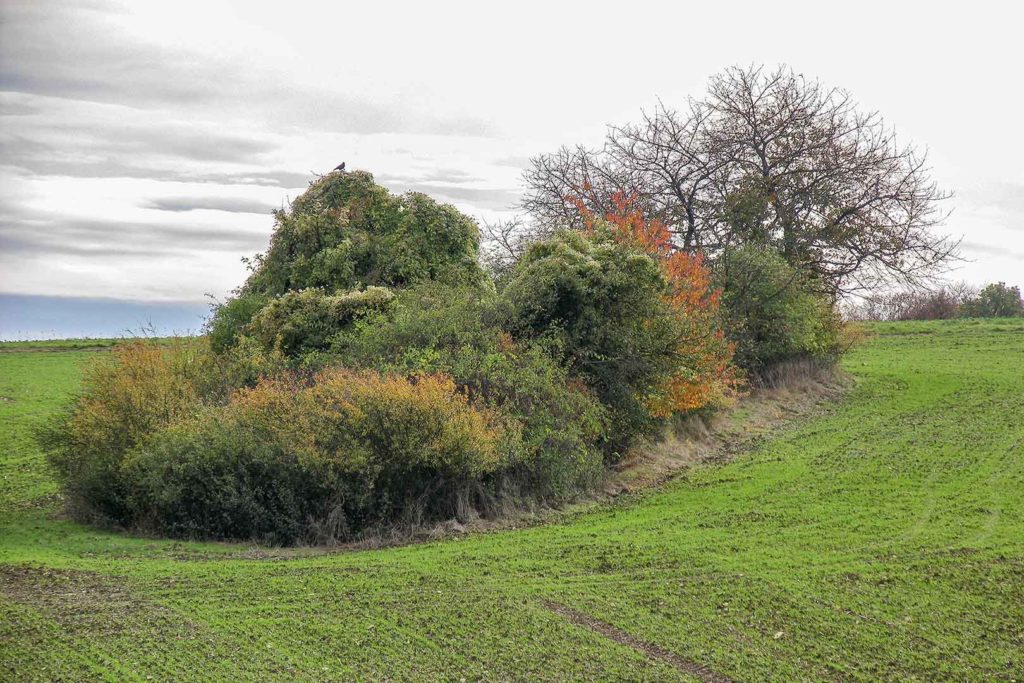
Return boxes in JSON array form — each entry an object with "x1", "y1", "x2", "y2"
[{"x1": 847, "y1": 281, "x2": 1024, "y2": 321}]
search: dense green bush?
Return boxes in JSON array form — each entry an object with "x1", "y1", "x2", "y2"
[
  {"x1": 206, "y1": 292, "x2": 269, "y2": 353},
  {"x1": 207, "y1": 171, "x2": 484, "y2": 355},
  {"x1": 714, "y1": 246, "x2": 842, "y2": 374},
  {"x1": 246, "y1": 286, "x2": 395, "y2": 357},
  {"x1": 241, "y1": 171, "x2": 484, "y2": 297},
  {"x1": 499, "y1": 230, "x2": 684, "y2": 453},
  {"x1": 332, "y1": 284, "x2": 608, "y2": 500},
  {"x1": 205, "y1": 334, "x2": 289, "y2": 391}
]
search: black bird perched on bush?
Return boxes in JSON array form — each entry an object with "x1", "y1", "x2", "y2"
[{"x1": 333, "y1": 162, "x2": 346, "y2": 172}]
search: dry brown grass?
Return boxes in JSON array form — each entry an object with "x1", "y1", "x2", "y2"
[{"x1": 605, "y1": 360, "x2": 850, "y2": 495}]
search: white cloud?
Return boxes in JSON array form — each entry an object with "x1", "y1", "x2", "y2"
[{"x1": 1, "y1": 0, "x2": 1023, "y2": 306}]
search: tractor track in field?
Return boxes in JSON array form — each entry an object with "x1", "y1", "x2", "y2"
[{"x1": 543, "y1": 600, "x2": 736, "y2": 683}]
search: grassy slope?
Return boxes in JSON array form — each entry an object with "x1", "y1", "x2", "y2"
[{"x1": 0, "y1": 319, "x2": 1022, "y2": 681}]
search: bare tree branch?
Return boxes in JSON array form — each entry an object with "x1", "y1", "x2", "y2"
[{"x1": 522, "y1": 64, "x2": 959, "y2": 296}]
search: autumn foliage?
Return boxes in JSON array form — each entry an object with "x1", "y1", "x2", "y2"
[
  {"x1": 576, "y1": 192, "x2": 739, "y2": 416},
  {"x1": 41, "y1": 170, "x2": 747, "y2": 544}
]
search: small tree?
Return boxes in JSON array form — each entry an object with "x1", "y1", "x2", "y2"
[
  {"x1": 961, "y1": 282, "x2": 1024, "y2": 318},
  {"x1": 501, "y1": 230, "x2": 678, "y2": 451},
  {"x1": 586, "y1": 193, "x2": 737, "y2": 415},
  {"x1": 715, "y1": 246, "x2": 842, "y2": 372},
  {"x1": 208, "y1": 171, "x2": 485, "y2": 356}
]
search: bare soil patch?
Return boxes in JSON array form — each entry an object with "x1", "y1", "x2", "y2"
[{"x1": 0, "y1": 565, "x2": 196, "y2": 638}]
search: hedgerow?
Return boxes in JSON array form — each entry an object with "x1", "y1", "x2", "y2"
[
  {"x1": 122, "y1": 369, "x2": 516, "y2": 544},
  {"x1": 40, "y1": 168, "x2": 849, "y2": 545}
]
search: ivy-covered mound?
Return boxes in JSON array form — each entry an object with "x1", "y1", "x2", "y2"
[{"x1": 42, "y1": 170, "x2": 742, "y2": 545}]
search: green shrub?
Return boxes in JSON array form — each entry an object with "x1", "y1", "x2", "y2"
[
  {"x1": 123, "y1": 369, "x2": 518, "y2": 544},
  {"x1": 206, "y1": 170, "x2": 484, "y2": 359},
  {"x1": 246, "y1": 286, "x2": 395, "y2": 357},
  {"x1": 332, "y1": 284, "x2": 608, "y2": 501},
  {"x1": 458, "y1": 344, "x2": 607, "y2": 500},
  {"x1": 123, "y1": 410, "x2": 344, "y2": 544},
  {"x1": 714, "y1": 246, "x2": 842, "y2": 374},
  {"x1": 498, "y1": 230, "x2": 683, "y2": 454},
  {"x1": 242, "y1": 171, "x2": 484, "y2": 297},
  {"x1": 206, "y1": 292, "x2": 269, "y2": 353}
]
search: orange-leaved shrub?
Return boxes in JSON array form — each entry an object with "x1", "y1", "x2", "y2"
[
  {"x1": 590, "y1": 194, "x2": 739, "y2": 415},
  {"x1": 574, "y1": 193, "x2": 739, "y2": 419}
]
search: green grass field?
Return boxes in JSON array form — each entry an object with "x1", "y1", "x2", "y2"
[
  {"x1": 0, "y1": 339, "x2": 121, "y2": 352},
  {"x1": 1, "y1": 320, "x2": 1022, "y2": 681}
]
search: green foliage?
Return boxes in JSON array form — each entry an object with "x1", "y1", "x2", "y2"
[
  {"x1": 499, "y1": 230, "x2": 683, "y2": 453},
  {"x1": 206, "y1": 293, "x2": 269, "y2": 353},
  {"x1": 333, "y1": 284, "x2": 608, "y2": 500},
  {"x1": 242, "y1": 171, "x2": 484, "y2": 297},
  {"x1": 715, "y1": 245, "x2": 842, "y2": 374},
  {"x1": 960, "y1": 281, "x2": 1024, "y2": 318},
  {"x1": 246, "y1": 286, "x2": 395, "y2": 357},
  {"x1": 332, "y1": 283, "x2": 502, "y2": 359},
  {"x1": 123, "y1": 369, "x2": 516, "y2": 544},
  {"x1": 122, "y1": 409, "x2": 343, "y2": 545},
  {"x1": 206, "y1": 170, "x2": 484, "y2": 362}
]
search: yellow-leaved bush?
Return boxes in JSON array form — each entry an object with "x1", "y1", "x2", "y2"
[
  {"x1": 45, "y1": 347, "x2": 520, "y2": 544},
  {"x1": 39, "y1": 340, "x2": 208, "y2": 521}
]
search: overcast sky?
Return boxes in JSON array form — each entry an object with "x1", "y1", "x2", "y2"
[{"x1": 2, "y1": 0, "x2": 1022, "y2": 309}]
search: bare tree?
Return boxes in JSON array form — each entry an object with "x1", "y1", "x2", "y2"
[
  {"x1": 604, "y1": 98, "x2": 726, "y2": 251},
  {"x1": 845, "y1": 281, "x2": 979, "y2": 321},
  {"x1": 522, "y1": 145, "x2": 640, "y2": 230},
  {"x1": 479, "y1": 217, "x2": 541, "y2": 279},
  {"x1": 523, "y1": 65, "x2": 958, "y2": 295}
]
